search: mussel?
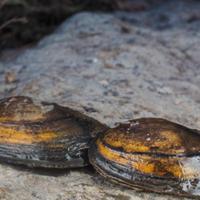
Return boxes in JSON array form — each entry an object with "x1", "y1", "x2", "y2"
[
  {"x1": 0, "y1": 96, "x2": 108, "y2": 168},
  {"x1": 89, "y1": 118, "x2": 200, "y2": 198}
]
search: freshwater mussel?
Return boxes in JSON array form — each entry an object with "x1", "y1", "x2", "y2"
[
  {"x1": 0, "y1": 96, "x2": 108, "y2": 168},
  {"x1": 89, "y1": 118, "x2": 200, "y2": 198}
]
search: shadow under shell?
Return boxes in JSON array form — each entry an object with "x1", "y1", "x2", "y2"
[{"x1": 0, "y1": 96, "x2": 108, "y2": 168}]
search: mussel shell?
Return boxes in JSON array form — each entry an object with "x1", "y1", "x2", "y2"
[
  {"x1": 0, "y1": 96, "x2": 108, "y2": 168},
  {"x1": 89, "y1": 118, "x2": 200, "y2": 198}
]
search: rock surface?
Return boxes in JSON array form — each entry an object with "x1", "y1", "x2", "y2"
[{"x1": 0, "y1": 0, "x2": 200, "y2": 199}]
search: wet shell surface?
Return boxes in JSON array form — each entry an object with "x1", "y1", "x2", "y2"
[
  {"x1": 0, "y1": 96, "x2": 108, "y2": 168},
  {"x1": 89, "y1": 118, "x2": 200, "y2": 198}
]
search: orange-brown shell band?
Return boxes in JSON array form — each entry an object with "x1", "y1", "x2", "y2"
[
  {"x1": 92, "y1": 141, "x2": 179, "y2": 182},
  {"x1": 0, "y1": 115, "x2": 67, "y2": 125},
  {"x1": 0, "y1": 126, "x2": 59, "y2": 144},
  {"x1": 100, "y1": 137, "x2": 200, "y2": 158},
  {"x1": 96, "y1": 138, "x2": 200, "y2": 179}
]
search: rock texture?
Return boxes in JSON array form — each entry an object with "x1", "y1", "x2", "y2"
[{"x1": 0, "y1": 0, "x2": 200, "y2": 199}]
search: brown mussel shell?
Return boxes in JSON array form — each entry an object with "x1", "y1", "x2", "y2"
[
  {"x1": 0, "y1": 96, "x2": 108, "y2": 168},
  {"x1": 89, "y1": 118, "x2": 200, "y2": 198}
]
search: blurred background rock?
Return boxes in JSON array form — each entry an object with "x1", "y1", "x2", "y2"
[{"x1": 0, "y1": 0, "x2": 168, "y2": 49}]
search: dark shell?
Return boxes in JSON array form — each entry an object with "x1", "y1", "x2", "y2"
[
  {"x1": 89, "y1": 118, "x2": 200, "y2": 198},
  {"x1": 0, "y1": 96, "x2": 108, "y2": 168}
]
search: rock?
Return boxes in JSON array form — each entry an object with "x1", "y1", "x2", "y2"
[{"x1": 0, "y1": 0, "x2": 200, "y2": 199}]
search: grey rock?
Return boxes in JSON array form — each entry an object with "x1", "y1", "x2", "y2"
[{"x1": 0, "y1": 0, "x2": 200, "y2": 199}]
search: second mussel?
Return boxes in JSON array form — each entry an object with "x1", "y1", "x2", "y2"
[
  {"x1": 0, "y1": 96, "x2": 108, "y2": 168},
  {"x1": 89, "y1": 118, "x2": 200, "y2": 198}
]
